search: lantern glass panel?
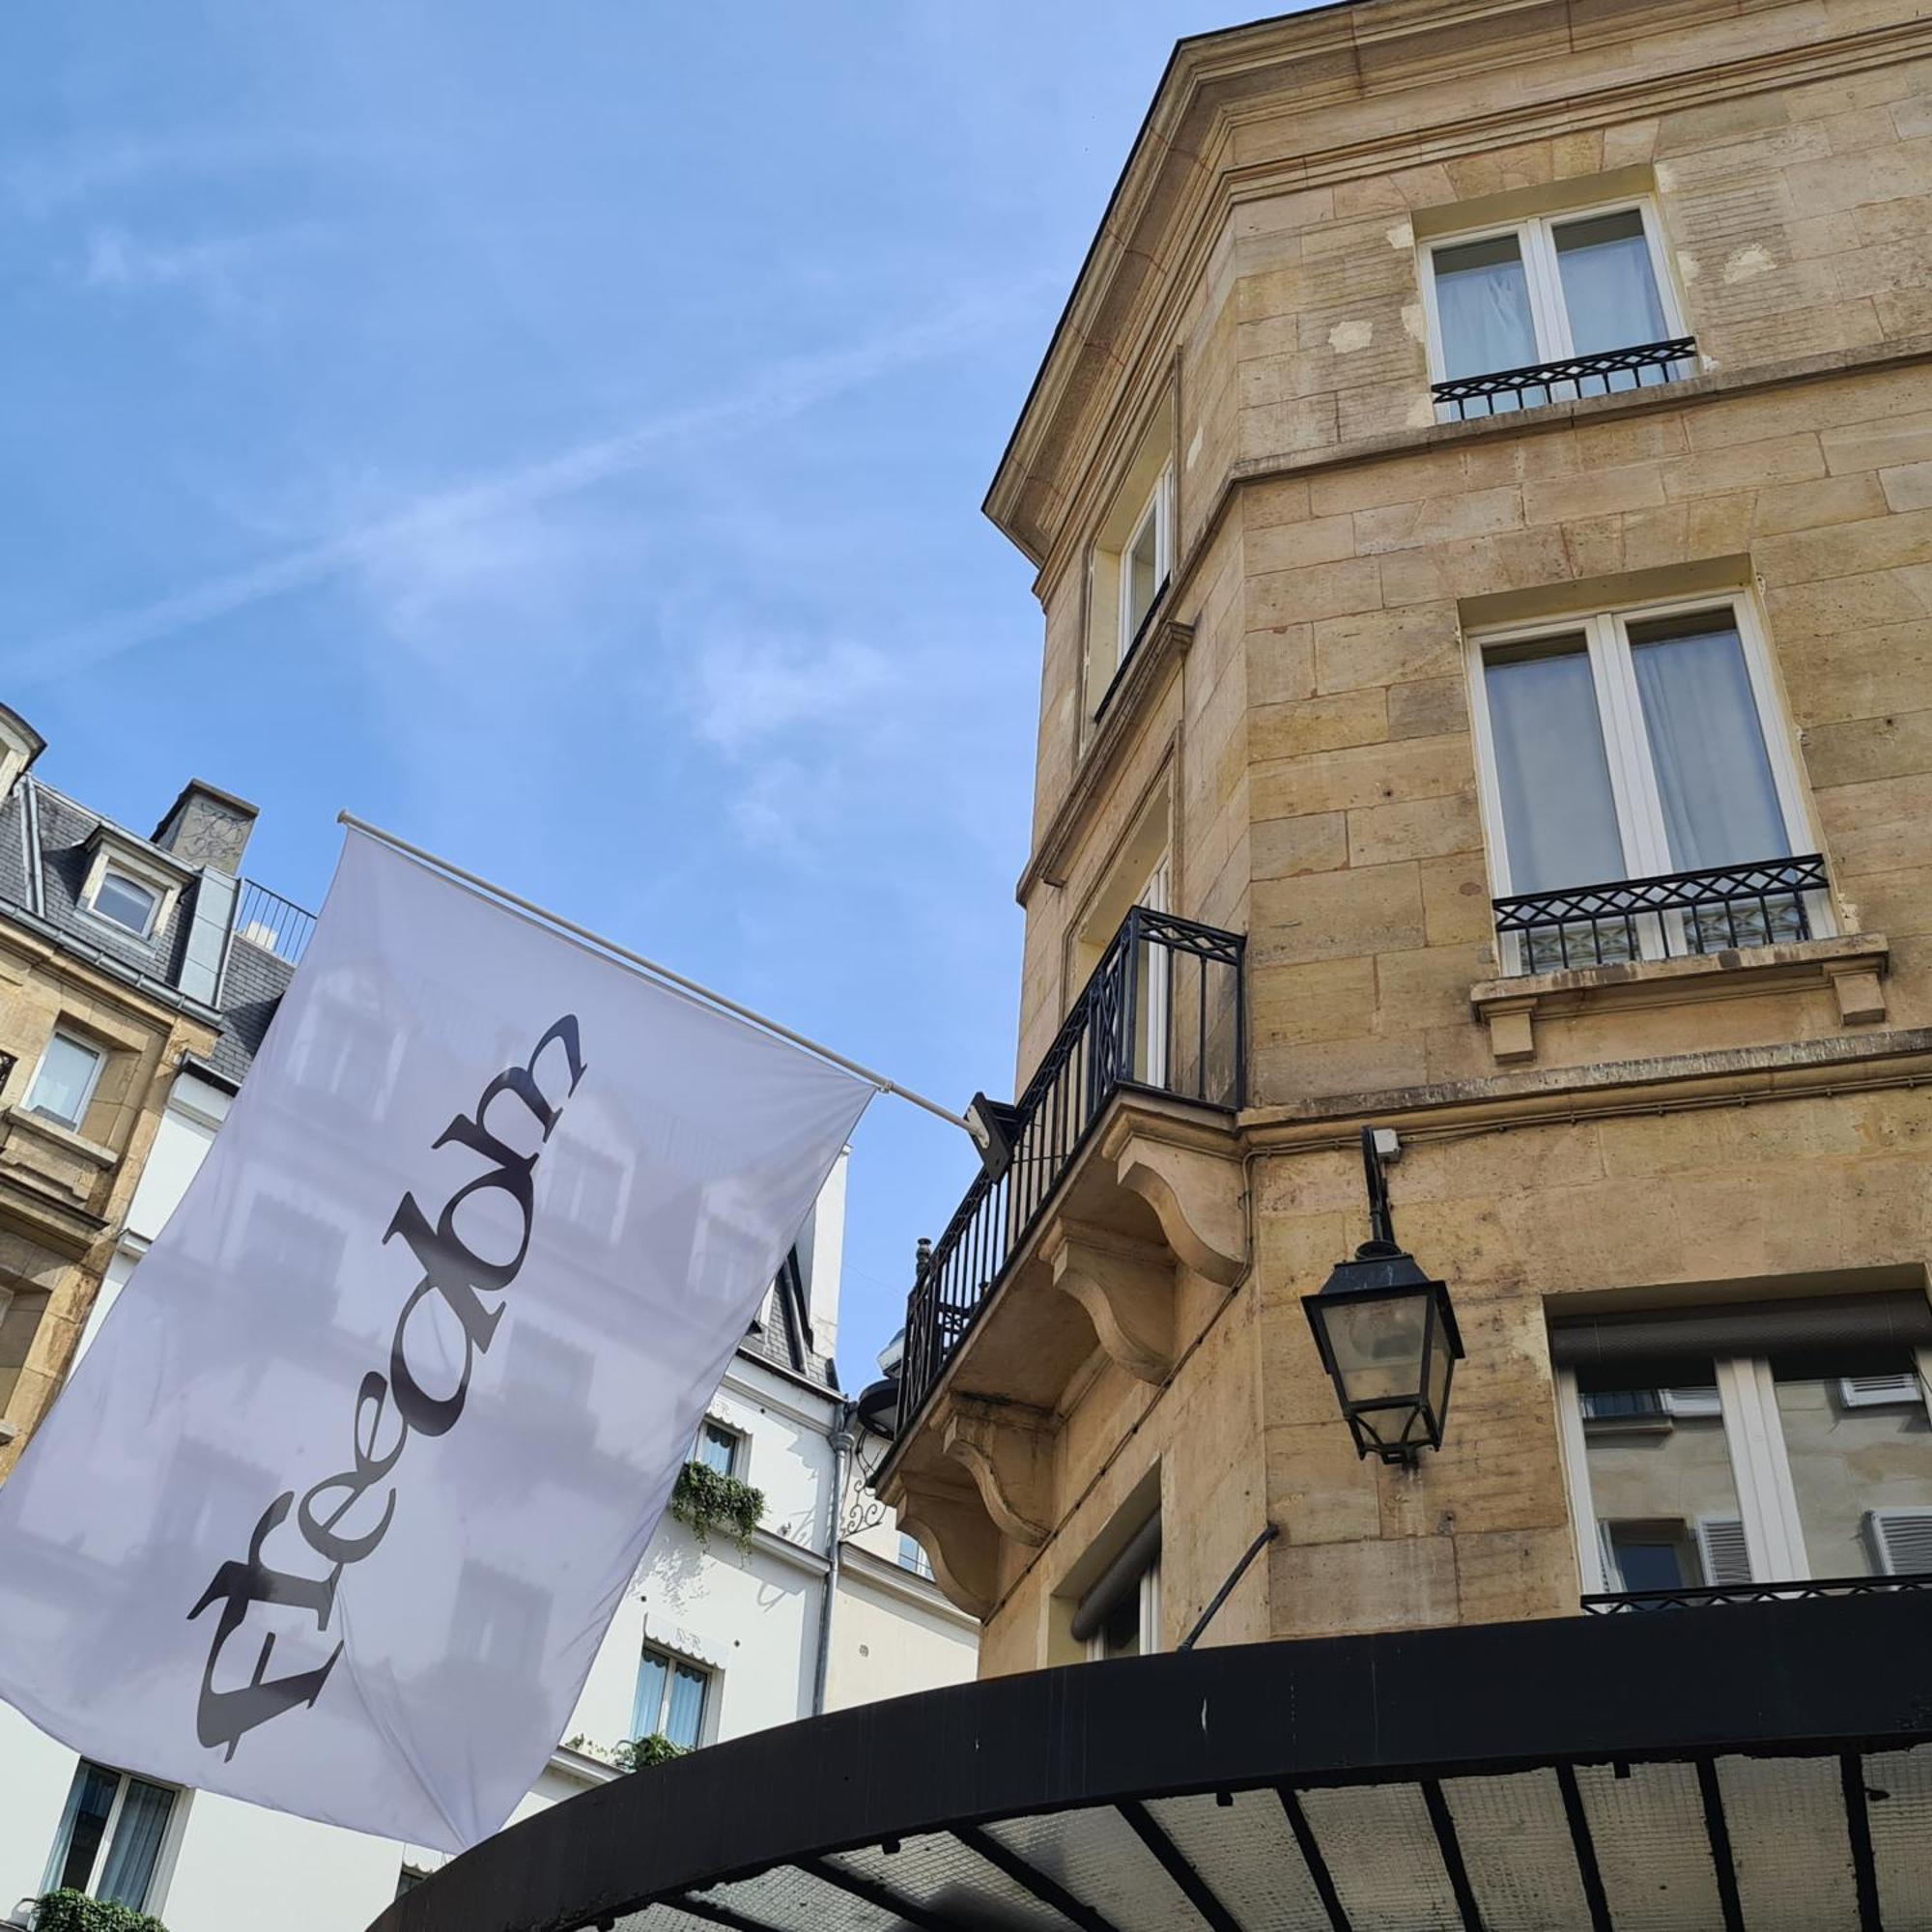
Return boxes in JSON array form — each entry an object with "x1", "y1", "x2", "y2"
[{"x1": 1322, "y1": 1293, "x2": 1430, "y2": 1408}]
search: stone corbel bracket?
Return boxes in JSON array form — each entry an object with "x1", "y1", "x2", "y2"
[
  {"x1": 1043, "y1": 1220, "x2": 1178, "y2": 1383},
  {"x1": 893, "y1": 1484, "x2": 1001, "y2": 1622},
  {"x1": 941, "y1": 1395, "x2": 1057, "y2": 1548},
  {"x1": 1101, "y1": 1108, "x2": 1247, "y2": 1287}
]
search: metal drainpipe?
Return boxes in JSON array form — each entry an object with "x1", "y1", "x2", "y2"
[{"x1": 812, "y1": 1399, "x2": 858, "y2": 1717}]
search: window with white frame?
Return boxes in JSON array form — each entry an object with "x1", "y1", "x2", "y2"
[
  {"x1": 896, "y1": 1530, "x2": 934, "y2": 1579},
  {"x1": 1555, "y1": 1298, "x2": 1932, "y2": 1594},
  {"x1": 89, "y1": 868, "x2": 161, "y2": 938},
  {"x1": 1467, "y1": 597, "x2": 1821, "y2": 969},
  {"x1": 1068, "y1": 1515, "x2": 1161, "y2": 1662},
  {"x1": 25, "y1": 1032, "x2": 104, "y2": 1130},
  {"x1": 694, "y1": 1419, "x2": 741, "y2": 1478},
  {"x1": 42, "y1": 1760, "x2": 180, "y2": 1915},
  {"x1": 1084, "y1": 410, "x2": 1176, "y2": 724},
  {"x1": 1421, "y1": 200, "x2": 1687, "y2": 414},
  {"x1": 633, "y1": 1643, "x2": 711, "y2": 1748}
]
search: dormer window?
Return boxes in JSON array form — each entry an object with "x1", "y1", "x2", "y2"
[
  {"x1": 1084, "y1": 405, "x2": 1176, "y2": 726},
  {"x1": 76, "y1": 832, "x2": 187, "y2": 948},
  {"x1": 91, "y1": 869, "x2": 160, "y2": 937}
]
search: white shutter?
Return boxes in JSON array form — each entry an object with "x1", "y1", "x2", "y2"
[
  {"x1": 1838, "y1": 1374, "x2": 1921, "y2": 1408},
  {"x1": 1695, "y1": 1517, "x2": 1752, "y2": 1585},
  {"x1": 1865, "y1": 1510, "x2": 1932, "y2": 1577}
]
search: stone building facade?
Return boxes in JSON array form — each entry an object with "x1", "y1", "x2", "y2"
[
  {"x1": 879, "y1": 0, "x2": 1932, "y2": 1681},
  {"x1": 0, "y1": 706, "x2": 284, "y2": 1476}
]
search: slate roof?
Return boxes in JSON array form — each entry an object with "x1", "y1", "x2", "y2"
[{"x1": 0, "y1": 774, "x2": 298, "y2": 1089}]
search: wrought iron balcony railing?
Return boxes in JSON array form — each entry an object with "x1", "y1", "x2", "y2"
[
  {"x1": 232, "y1": 879, "x2": 317, "y2": 965},
  {"x1": 898, "y1": 906, "x2": 1244, "y2": 1434},
  {"x1": 1492, "y1": 854, "x2": 1829, "y2": 977},
  {"x1": 1582, "y1": 1573, "x2": 1932, "y2": 1614},
  {"x1": 1432, "y1": 334, "x2": 1697, "y2": 420}
]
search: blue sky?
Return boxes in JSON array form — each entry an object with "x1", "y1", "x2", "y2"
[{"x1": 1, "y1": 2, "x2": 1308, "y2": 1381}]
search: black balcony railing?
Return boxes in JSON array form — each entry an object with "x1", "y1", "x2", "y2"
[
  {"x1": 1583, "y1": 1573, "x2": 1932, "y2": 1614},
  {"x1": 899, "y1": 906, "x2": 1244, "y2": 1434},
  {"x1": 1492, "y1": 853, "x2": 1829, "y2": 976},
  {"x1": 232, "y1": 879, "x2": 317, "y2": 964},
  {"x1": 1432, "y1": 334, "x2": 1697, "y2": 419}
]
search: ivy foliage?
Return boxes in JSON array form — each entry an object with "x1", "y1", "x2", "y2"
[
  {"x1": 614, "y1": 1733, "x2": 689, "y2": 1773},
  {"x1": 35, "y1": 1892, "x2": 169, "y2": 1932},
  {"x1": 669, "y1": 1462, "x2": 764, "y2": 1551}
]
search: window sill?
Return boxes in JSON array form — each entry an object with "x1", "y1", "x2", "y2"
[
  {"x1": 1, "y1": 1103, "x2": 118, "y2": 1169},
  {"x1": 1470, "y1": 932, "x2": 1890, "y2": 1065}
]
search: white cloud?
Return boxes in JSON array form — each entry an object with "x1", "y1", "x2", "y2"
[
  {"x1": 689, "y1": 634, "x2": 899, "y2": 758},
  {"x1": 77, "y1": 222, "x2": 321, "y2": 320}
]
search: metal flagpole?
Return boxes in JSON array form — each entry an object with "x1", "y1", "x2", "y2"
[{"x1": 335, "y1": 810, "x2": 977, "y2": 1138}]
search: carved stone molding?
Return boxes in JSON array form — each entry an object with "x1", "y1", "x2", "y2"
[
  {"x1": 1044, "y1": 1220, "x2": 1177, "y2": 1384},
  {"x1": 1102, "y1": 1113, "x2": 1246, "y2": 1287},
  {"x1": 941, "y1": 1396, "x2": 1056, "y2": 1548}
]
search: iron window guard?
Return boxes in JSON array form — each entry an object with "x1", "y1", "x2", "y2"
[
  {"x1": 1492, "y1": 853, "x2": 1829, "y2": 976},
  {"x1": 1583, "y1": 1573, "x2": 1932, "y2": 1614},
  {"x1": 1432, "y1": 334, "x2": 1697, "y2": 419},
  {"x1": 898, "y1": 905, "x2": 1244, "y2": 1435},
  {"x1": 233, "y1": 878, "x2": 318, "y2": 964}
]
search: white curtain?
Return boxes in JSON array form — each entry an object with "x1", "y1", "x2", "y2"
[
  {"x1": 1434, "y1": 235, "x2": 1538, "y2": 380},
  {"x1": 1554, "y1": 211, "x2": 1668, "y2": 358},
  {"x1": 98, "y1": 1777, "x2": 173, "y2": 1908},
  {"x1": 665, "y1": 1663, "x2": 707, "y2": 1747},
  {"x1": 1630, "y1": 618, "x2": 1787, "y2": 869},
  {"x1": 1486, "y1": 646, "x2": 1627, "y2": 892}
]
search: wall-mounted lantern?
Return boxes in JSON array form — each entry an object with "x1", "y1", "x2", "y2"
[{"x1": 1303, "y1": 1127, "x2": 1463, "y2": 1465}]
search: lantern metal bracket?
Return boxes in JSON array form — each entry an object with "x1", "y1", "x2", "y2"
[{"x1": 1361, "y1": 1124, "x2": 1397, "y2": 1253}]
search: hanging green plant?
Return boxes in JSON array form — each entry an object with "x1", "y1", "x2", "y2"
[
  {"x1": 669, "y1": 1462, "x2": 764, "y2": 1551},
  {"x1": 614, "y1": 1732, "x2": 689, "y2": 1773}
]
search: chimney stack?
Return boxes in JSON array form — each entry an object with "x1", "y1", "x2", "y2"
[{"x1": 153, "y1": 780, "x2": 259, "y2": 875}]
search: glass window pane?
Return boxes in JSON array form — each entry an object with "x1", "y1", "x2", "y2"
[
  {"x1": 92, "y1": 872, "x2": 157, "y2": 934},
  {"x1": 1433, "y1": 233, "x2": 1540, "y2": 379},
  {"x1": 1123, "y1": 504, "x2": 1161, "y2": 642},
  {"x1": 1096, "y1": 1587, "x2": 1141, "y2": 1660},
  {"x1": 57, "y1": 1763, "x2": 121, "y2": 1894},
  {"x1": 665, "y1": 1663, "x2": 708, "y2": 1747},
  {"x1": 98, "y1": 1777, "x2": 173, "y2": 1909},
  {"x1": 1628, "y1": 613, "x2": 1790, "y2": 878},
  {"x1": 1554, "y1": 210, "x2": 1669, "y2": 356},
  {"x1": 1485, "y1": 642, "x2": 1628, "y2": 893},
  {"x1": 1581, "y1": 1378, "x2": 1747, "y2": 1589},
  {"x1": 696, "y1": 1423, "x2": 736, "y2": 1476},
  {"x1": 28, "y1": 1035, "x2": 101, "y2": 1127},
  {"x1": 1775, "y1": 1368, "x2": 1932, "y2": 1578},
  {"x1": 632, "y1": 1649, "x2": 668, "y2": 1740}
]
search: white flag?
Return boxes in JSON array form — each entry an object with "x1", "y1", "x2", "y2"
[{"x1": 0, "y1": 829, "x2": 870, "y2": 1851}]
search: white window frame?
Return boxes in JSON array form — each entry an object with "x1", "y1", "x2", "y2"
[
  {"x1": 1465, "y1": 591, "x2": 1825, "y2": 973},
  {"x1": 1085, "y1": 1555, "x2": 1160, "y2": 1662},
  {"x1": 24, "y1": 1030, "x2": 106, "y2": 1131},
  {"x1": 1557, "y1": 1347, "x2": 1932, "y2": 1595},
  {"x1": 695, "y1": 1418, "x2": 743, "y2": 1478},
  {"x1": 634, "y1": 1642, "x2": 713, "y2": 1748},
  {"x1": 89, "y1": 868, "x2": 161, "y2": 938},
  {"x1": 1418, "y1": 198, "x2": 1686, "y2": 410},
  {"x1": 41, "y1": 1760, "x2": 189, "y2": 1917},
  {"x1": 1114, "y1": 464, "x2": 1174, "y2": 675},
  {"x1": 896, "y1": 1531, "x2": 934, "y2": 1579},
  {"x1": 75, "y1": 838, "x2": 185, "y2": 946}
]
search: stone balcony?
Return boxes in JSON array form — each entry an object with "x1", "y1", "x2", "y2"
[{"x1": 877, "y1": 907, "x2": 1246, "y2": 1615}]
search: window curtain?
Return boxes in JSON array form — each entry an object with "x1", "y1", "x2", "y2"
[
  {"x1": 631, "y1": 1650, "x2": 668, "y2": 1741},
  {"x1": 98, "y1": 1778, "x2": 174, "y2": 1910},
  {"x1": 1629, "y1": 617, "x2": 1788, "y2": 869},
  {"x1": 1553, "y1": 211, "x2": 1668, "y2": 361},
  {"x1": 38, "y1": 1764, "x2": 107, "y2": 1896},
  {"x1": 1485, "y1": 646, "x2": 1627, "y2": 892},
  {"x1": 1433, "y1": 235, "x2": 1539, "y2": 381},
  {"x1": 665, "y1": 1663, "x2": 707, "y2": 1748}
]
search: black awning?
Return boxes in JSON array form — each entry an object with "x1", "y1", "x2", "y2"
[{"x1": 374, "y1": 1591, "x2": 1932, "y2": 1932}]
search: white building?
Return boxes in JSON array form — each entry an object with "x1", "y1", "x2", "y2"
[{"x1": 0, "y1": 840, "x2": 976, "y2": 1932}]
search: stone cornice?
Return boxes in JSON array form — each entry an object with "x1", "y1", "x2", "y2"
[
  {"x1": 989, "y1": 0, "x2": 1932, "y2": 576},
  {"x1": 1016, "y1": 618, "x2": 1190, "y2": 904}
]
